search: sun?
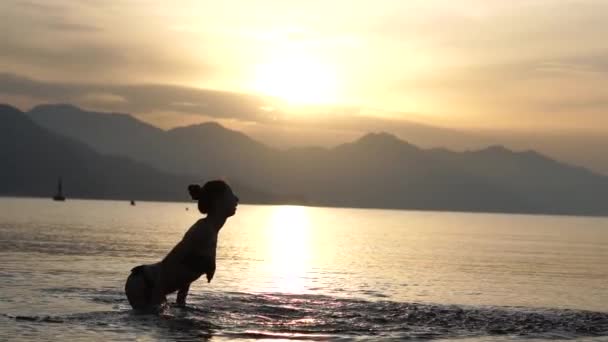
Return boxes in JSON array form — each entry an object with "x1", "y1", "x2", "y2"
[{"x1": 252, "y1": 54, "x2": 338, "y2": 105}]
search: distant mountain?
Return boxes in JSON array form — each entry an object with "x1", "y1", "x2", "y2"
[
  {"x1": 23, "y1": 103, "x2": 608, "y2": 216},
  {"x1": 27, "y1": 104, "x2": 168, "y2": 168},
  {"x1": 0, "y1": 105, "x2": 281, "y2": 203},
  {"x1": 27, "y1": 104, "x2": 275, "y2": 180}
]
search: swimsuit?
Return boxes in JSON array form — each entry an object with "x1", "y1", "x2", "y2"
[{"x1": 130, "y1": 264, "x2": 155, "y2": 302}]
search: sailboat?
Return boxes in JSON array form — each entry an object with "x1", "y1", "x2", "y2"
[{"x1": 53, "y1": 177, "x2": 66, "y2": 201}]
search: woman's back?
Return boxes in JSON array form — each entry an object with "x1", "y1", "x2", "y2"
[{"x1": 162, "y1": 219, "x2": 218, "y2": 264}]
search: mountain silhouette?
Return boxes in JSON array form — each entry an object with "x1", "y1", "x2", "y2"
[
  {"x1": 27, "y1": 104, "x2": 275, "y2": 180},
  {"x1": 22, "y1": 103, "x2": 608, "y2": 216},
  {"x1": 0, "y1": 104, "x2": 281, "y2": 202}
]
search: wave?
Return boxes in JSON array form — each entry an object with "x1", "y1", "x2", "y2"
[{"x1": 3, "y1": 288, "x2": 608, "y2": 340}]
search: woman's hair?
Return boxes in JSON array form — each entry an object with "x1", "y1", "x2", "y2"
[{"x1": 188, "y1": 180, "x2": 230, "y2": 214}]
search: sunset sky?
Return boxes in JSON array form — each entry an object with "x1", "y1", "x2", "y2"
[{"x1": 1, "y1": 0, "x2": 607, "y2": 173}]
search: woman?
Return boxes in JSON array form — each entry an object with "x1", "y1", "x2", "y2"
[{"x1": 125, "y1": 180, "x2": 239, "y2": 311}]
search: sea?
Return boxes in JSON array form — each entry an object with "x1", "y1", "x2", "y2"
[{"x1": 0, "y1": 197, "x2": 607, "y2": 341}]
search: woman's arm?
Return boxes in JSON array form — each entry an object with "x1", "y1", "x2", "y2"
[
  {"x1": 176, "y1": 283, "x2": 190, "y2": 306},
  {"x1": 185, "y1": 226, "x2": 218, "y2": 283}
]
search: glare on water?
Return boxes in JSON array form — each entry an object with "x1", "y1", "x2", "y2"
[
  {"x1": 264, "y1": 206, "x2": 311, "y2": 293},
  {"x1": 1, "y1": 197, "x2": 607, "y2": 341}
]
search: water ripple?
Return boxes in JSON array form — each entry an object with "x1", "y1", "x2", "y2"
[{"x1": 4, "y1": 289, "x2": 608, "y2": 340}]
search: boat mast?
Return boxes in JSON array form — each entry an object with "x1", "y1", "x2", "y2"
[{"x1": 57, "y1": 177, "x2": 63, "y2": 197}]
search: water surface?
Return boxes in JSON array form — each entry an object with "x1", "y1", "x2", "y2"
[{"x1": 1, "y1": 197, "x2": 607, "y2": 341}]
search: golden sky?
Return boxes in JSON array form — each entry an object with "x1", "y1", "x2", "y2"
[{"x1": 1, "y1": 0, "x2": 608, "y2": 172}]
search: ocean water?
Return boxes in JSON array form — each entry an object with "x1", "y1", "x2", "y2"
[{"x1": 0, "y1": 197, "x2": 607, "y2": 341}]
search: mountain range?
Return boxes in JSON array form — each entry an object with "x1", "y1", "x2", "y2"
[
  {"x1": 2, "y1": 103, "x2": 607, "y2": 216},
  {"x1": 0, "y1": 104, "x2": 281, "y2": 203}
]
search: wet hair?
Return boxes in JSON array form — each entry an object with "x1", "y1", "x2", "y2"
[{"x1": 188, "y1": 180, "x2": 230, "y2": 214}]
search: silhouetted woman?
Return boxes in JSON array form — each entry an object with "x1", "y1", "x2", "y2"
[{"x1": 125, "y1": 180, "x2": 239, "y2": 311}]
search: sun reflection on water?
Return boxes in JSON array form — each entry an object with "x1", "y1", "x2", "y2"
[{"x1": 265, "y1": 205, "x2": 311, "y2": 293}]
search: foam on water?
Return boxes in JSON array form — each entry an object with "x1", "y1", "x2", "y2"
[{"x1": 2, "y1": 287, "x2": 608, "y2": 341}]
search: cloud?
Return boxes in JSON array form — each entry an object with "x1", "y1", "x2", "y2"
[
  {"x1": 81, "y1": 92, "x2": 127, "y2": 105},
  {"x1": 373, "y1": 0, "x2": 608, "y2": 59},
  {"x1": 0, "y1": 0, "x2": 213, "y2": 83},
  {"x1": 401, "y1": 52, "x2": 608, "y2": 91},
  {"x1": 45, "y1": 22, "x2": 103, "y2": 33},
  {"x1": 14, "y1": 1, "x2": 68, "y2": 14},
  {"x1": 0, "y1": 73, "x2": 276, "y2": 122},
  {"x1": 0, "y1": 72, "x2": 501, "y2": 153},
  {"x1": 3, "y1": 1, "x2": 103, "y2": 33},
  {"x1": 0, "y1": 72, "x2": 468, "y2": 140},
  {"x1": 394, "y1": 50, "x2": 608, "y2": 129}
]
